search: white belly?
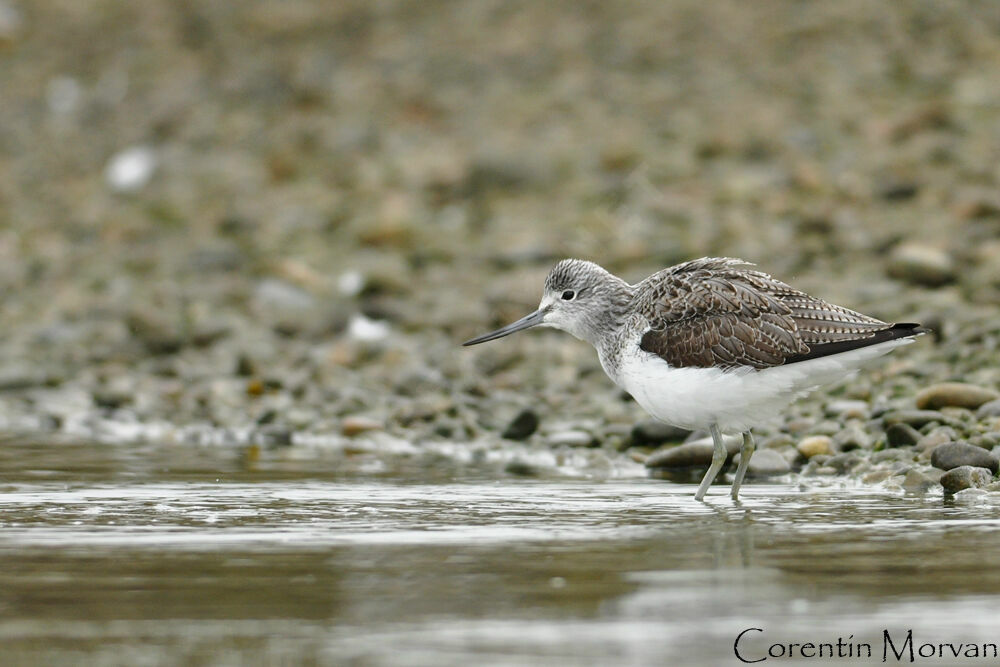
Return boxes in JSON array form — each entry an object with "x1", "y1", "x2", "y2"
[{"x1": 613, "y1": 338, "x2": 915, "y2": 434}]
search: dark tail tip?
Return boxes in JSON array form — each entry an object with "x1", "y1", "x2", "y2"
[{"x1": 893, "y1": 322, "x2": 931, "y2": 337}]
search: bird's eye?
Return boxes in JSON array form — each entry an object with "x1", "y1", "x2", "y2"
[{"x1": 561, "y1": 290, "x2": 576, "y2": 301}]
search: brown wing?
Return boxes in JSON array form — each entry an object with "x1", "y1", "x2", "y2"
[{"x1": 636, "y1": 258, "x2": 903, "y2": 370}]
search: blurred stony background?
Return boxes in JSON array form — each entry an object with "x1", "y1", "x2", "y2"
[{"x1": 2, "y1": 1, "x2": 1000, "y2": 489}]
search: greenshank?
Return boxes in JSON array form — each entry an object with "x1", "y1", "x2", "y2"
[{"x1": 463, "y1": 258, "x2": 925, "y2": 500}]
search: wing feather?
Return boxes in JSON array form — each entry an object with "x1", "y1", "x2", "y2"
[{"x1": 636, "y1": 258, "x2": 912, "y2": 370}]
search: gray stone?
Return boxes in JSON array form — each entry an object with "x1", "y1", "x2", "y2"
[
  {"x1": 826, "y1": 452, "x2": 864, "y2": 474},
  {"x1": 501, "y1": 409, "x2": 539, "y2": 440},
  {"x1": 342, "y1": 416, "x2": 383, "y2": 436},
  {"x1": 253, "y1": 278, "x2": 316, "y2": 312},
  {"x1": 252, "y1": 426, "x2": 293, "y2": 448},
  {"x1": 760, "y1": 434, "x2": 795, "y2": 450},
  {"x1": 504, "y1": 459, "x2": 540, "y2": 476},
  {"x1": 872, "y1": 448, "x2": 916, "y2": 464},
  {"x1": 834, "y1": 426, "x2": 872, "y2": 451},
  {"x1": 93, "y1": 390, "x2": 131, "y2": 410},
  {"x1": 916, "y1": 427, "x2": 957, "y2": 452},
  {"x1": 952, "y1": 488, "x2": 990, "y2": 503},
  {"x1": 885, "y1": 422, "x2": 922, "y2": 448},
  {"x1": 546, "y1": 430, "x2": 595, "y2": 447},
  {"x1": 882, "y1": 410, "x2": 955, "y2": 429},
  {"x1": 733, "y1": 448, "x2": 791, "y2": 477},
  {"x1": 644, "y1": 434, "x2": 742, "y2": 469},
  {"x1": 823, "y1": 400, "x2": 870, "y2": 419},
  {"x1": 629, "y1": 420, "x2": 690, "y2": 445},
  {"x1": 976, "y1": 399, "x2": 1000, "y2": 419},
  {"x1": 810, "y1": 420, "x2": 842, "y2": 436},
  {"x1": 863, "y1": 469, "x2": 894, "y2": 485},
  {"x1": 916, "y1": 382, "x2": 1000, "y2": 410},
  {"x1": 940, "y1": 466, "x2": 994, "y2": 494},
  {"x1": 887, "y1": 242, "x2": 955, "y2": 287},
  {"x1": 901, "y1": 469, "x2": 941, "y2": 493},
  {"x1": 930, "y1": 442, "x2": 1000, "y2": 473},
  {"x1": 126, "y1": 311, "x2": 185, "y2": 355},
  {"x1": 924, "y1": 468, "x2": 946, "y2": 483},
  {"x1": 797, "y1": 435, "x2": 834, "y2": 459}
]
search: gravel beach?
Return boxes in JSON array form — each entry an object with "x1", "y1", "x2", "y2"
[{"x1": 2, "y1": 1, "x2": 1000, "y2": 495}]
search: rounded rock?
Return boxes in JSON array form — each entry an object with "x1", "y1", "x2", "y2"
[
  {"x1": 940, "y1": 466, "x2": 994, "y2": 494},
  {"x1": 546, "y1": 430, "x2": 595, "y2": 448},
  {"x1": 797, "y1": 435, "x2": 834, "y2": 459},
  {"x1": 826, "y1": 452, "x2": 864, "y2": 474},
  {"x1": 930, "y1": 441, "x2": 999, "y2": 473},
  {"x1": 885, "y1": 422, "x2": 922, "y2": 448},
  {"x1": 629, "y1": 420, "x2": 690, "y2": 446},
  {"x1": 824, "y1": 400, "x2": 870, "y2": 420},
  {"x1": 834, "y1": 426, "x2": 872, "y2": 452},
  {"x1": 976, "y1": 399, "x2": 1000, "y2": 420},
  {"x1": 901, "y1": 469, "x2": 941, "y2": 493},
  {"x1": 342, "y1": 416, "x2": 383, "y2": 437},
  {"x1": 882, "y1": 410, "x2": 955, "y2": 429},
  {"x1": 916, "y1": 383, "x2": 1000, "y2": 411},
  {"x1": 734, "y1": 449, "x2": 791, "y2": 477},
  {"x1": 645, "y1": 435, "x2": 742, "y2": 469},
  {"x1": 886, "y1": 243, "x2": 955, "y2": 287},
  {"x1": 501, "y1": 409, "x2": 539, "y2": 440}
]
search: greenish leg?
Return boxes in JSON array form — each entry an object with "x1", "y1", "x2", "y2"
[
  {"x1": 695, "y1": 423, "x2": 727, "y2": 502},
  {"x1": 730, "y1": 431, "x2": 756, "y2": 500}
]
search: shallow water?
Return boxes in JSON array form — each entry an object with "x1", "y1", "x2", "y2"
[{"x1": 2, "y1": 440, "x2": 1000, "y2": 666}]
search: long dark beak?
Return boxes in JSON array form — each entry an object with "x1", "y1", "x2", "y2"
[{"x1": 462, "y1": 309, "x2": 545, "y2": 346}]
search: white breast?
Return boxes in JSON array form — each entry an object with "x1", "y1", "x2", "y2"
[{"x1": 613, "y1": 338, "x2": 915, "y2": 434}]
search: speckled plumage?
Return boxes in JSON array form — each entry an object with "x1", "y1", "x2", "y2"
[
  {"x1": 463, "y1": 257, "x2": 925, "y2": 500},
  {"x1": 633, "y1": 257, "x2": 916, "y2": 372}
]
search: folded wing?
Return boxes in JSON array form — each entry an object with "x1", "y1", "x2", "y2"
[{"x1": 636, "y1": 257, "x2": 918, "y2": 370}]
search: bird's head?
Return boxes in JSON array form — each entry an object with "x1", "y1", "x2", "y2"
[{"x1": 462, "y1": 259, "x2": 631, "y2": 347}]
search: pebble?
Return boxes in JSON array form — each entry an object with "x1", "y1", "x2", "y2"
[
  {"x1": 501, "y1": 409, "x2": 539, "y2": 440},
  {"x1": 644, "y1": 434, "x2": 742, "y2": 469},
  {"x1": 952, "y1": 488, "x2": 990, "y2": 504},
  {"x1": 347, "y1": 315, "x2": 390, "y2": 343},
  {"x1": 0, "y1": 369, "x2": 50, "y2": 391},
  {"x1": 886, "y1": 242, "x2": 955, "y2": 287},
  {"x1": 546, "y1": 430, "x2": 595, "y2": 447},
  {"x1": 629, "y1": 420, "x2": 690, "y2": 446},
  {"x1": 823, "y1": 400, "x2": 870, "y2": 419},
  {"x1": 760, "y1": 434, "x2": 794, "y2": 450},
  {"x1": 915, "y1": 382, "x2": 999, "y2": 410},
  {"x1": 809, "y1": 420, "x2": 842, "y2": 437},
  {"x1": 976, "y1": 399, "x2": 1000, "y2": 419},
  {"x1": 252, "y1": 426, "x2": 293, "y2": 448},
  {"x1": 253, "y1": 279, "x2": 316, "y2": 312},
  {"x1": 930, "y1": 442, "x2": 1000, "y2": 473},
  {"x1": 863, "y1": 469, "x2": 894, "y2": 485},
  {"x1": 916, "y1": 427, "x2": 957, "y2": 452},
  {"x1": 733, "y1": 448, "x2": 791, "y2": 476},
  {"x1": 872, "y1": 448, "x2": 915, "y2": 464},
  {"x1": 93, "y1": 391, "x2": 131, "y2": 410},
  {"x1": 0, "y1": 1, "x2": 23, "y2": 42},
  {"x1": 834, "y1": 426, "x2": 872, "y2": 451},
  {"x1": 826, "y1": 452, "x2": 864, "y2": 475},
  {"x1": 901, "y1": 469, "x2": 941, "y2": 493},
  {"x1": 797, "y1": 435, "x2": 833, "y2": 459},
  {"x1": 940, "y1": 466, "x2": 994, "y2": 494},
  {"x1": 885, "y1": 422, "x2": 922, "y2": 448},
  {"x1": 337, "y1": 270, "x2": 365, "y2": 297},
  {"x1": 504, "y1": 459, "x2": 540, "y2": 476},
  {"x1": 126, "y1": 311, "x2": 185, "y2": 355},
  {"x1": 342, "y1": 416, "x2": 383, "y2": 437},
  {"x1": 47, "y1": 76, "x2": 81, "y2": 116},
  {"x1": 105, "y1": 145, "x2": 158, "y2": 193},
  {"x1": 882, "y1": 410, "x2": 953, "y2": 429}
]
